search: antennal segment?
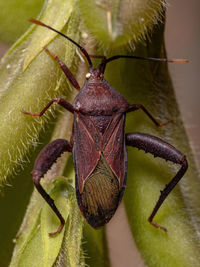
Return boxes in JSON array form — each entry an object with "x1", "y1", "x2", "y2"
[
  {"x1": 104, "y1": 55, "x2": 188, "y2": 64},
  {"x1": 99, "y1": 55, "x2": 188, "y2": 73},
  {"x1": 28, "y1": 18, "x2": 93, "y2": 69}
]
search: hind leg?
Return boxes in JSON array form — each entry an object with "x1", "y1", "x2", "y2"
[{"x1": 126, "y1": 132, "x2": 188, "y2": 232}]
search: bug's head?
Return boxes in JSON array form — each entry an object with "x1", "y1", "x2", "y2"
[{"x1": 84, "y1": 62, "x2": 107, "y2": 82}]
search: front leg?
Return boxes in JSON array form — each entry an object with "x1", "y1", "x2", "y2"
[
  {"x1": 32, "y1": 139, "x2": 73, "y2": 236},
  {"x1": 126, "y1": 132, "x2": 188, "y2": 232},
  {"x1": 44, "y1": 47, "x2": 81, "y2": 91},
  {"x1": 22, "y1": 97, "x2": 75, "y2": 117}
]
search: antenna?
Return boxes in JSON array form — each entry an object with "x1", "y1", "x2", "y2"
[
  {"x1": 28, "y1": 18, "x2": 93, "y2": 69},
  {"x1": 99, "y1": 55, "x2": 188, "y2": 73}
]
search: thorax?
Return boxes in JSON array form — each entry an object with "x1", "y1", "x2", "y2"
[{"x1": 73, "y1": 79, "x2": 129, "y2": 116}]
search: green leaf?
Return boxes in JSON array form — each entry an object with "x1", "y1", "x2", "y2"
[
  {"x1": 104, "y1": 23, "x2": 200, "y2": 266},
  {"x1": 0, "y1": 0, "x2": 44, "y2": 44},
  {"x1": 78, "y1": 0, "x2": 166, "y2": 48},
  {"x1": 23, "y1": 0, "x2": 74, "y2": 69},
  {"x1": 0, "y1": 128, "x2": 54, "y2": 266},
  {"x1": 10, "y1": 178, "x2": 84, "y2": 267},
  {"x1": 9, "y1": 189, "x2": 45, "y2": 267},
  {"x1": 16, "y1": 227, "x2": 44, "y2": 267},
  {"x1": 1, "y1": 1, "x2": 199, "y2": 267},
  {"x1": 0, "y1": 0, "x2": 78, "y2": 187},
  {"x1": 83, "y1": 225, "x2": 110, "y2": 267}
]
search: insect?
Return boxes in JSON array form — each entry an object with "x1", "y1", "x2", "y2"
[{"x1": 23, "y1": 18, "x2": 188, "y2": 236}]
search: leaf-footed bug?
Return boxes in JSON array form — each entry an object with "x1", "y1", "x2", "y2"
[{"x1": 23, "y1": 18, "x2": 188, "y2": 236}]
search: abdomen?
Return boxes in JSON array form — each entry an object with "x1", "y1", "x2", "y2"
[{"x1": 76, "y1": 154, "x2": 122, "y2": 228}]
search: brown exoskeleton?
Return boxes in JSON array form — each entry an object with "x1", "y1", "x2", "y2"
[{"x1": 23, "y1": 18, "x2": 188, "y2": 236}]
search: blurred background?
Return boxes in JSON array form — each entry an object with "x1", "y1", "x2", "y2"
[
  {"x1": 0, "y1": 1, "x2": 199, "y2": 266},
  {"x1": 0, "y1": 1, "x2": 199, "y2": 165},
  {"x1": 166, "y1": 0, "x2": 200, "y2": 168}
]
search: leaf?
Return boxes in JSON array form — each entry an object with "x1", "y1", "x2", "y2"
[
  {"x1": 1, "y1": 1, "x2": 200, "y2": 267},
  {"x1": 10, "y1": 178, "x2": 84, "y2": 267},
  {"x1": 83, "y1": 225, "x2": 110, "y2": 267},
  {"x1": 104, "y1": 23, "x2": 200, "y2": 266},
  {"x1": 9, "y1": 189, "x2": 45, "y2": 267},
  {"x1": 0, "y1": 0, "x2": 44, "y2": 44},
  {"x1": 0, "y1": 0, "x2": 78, "y2": 187},
  {"x1": 78, "y1": 0, "x2": 166, "y2": 48},
  {"x1": 0, "y1": 128, "x2": 53, "y2": 266},
  {"x1": 23, "y1": 0, "x2": 74, "y2": 69}
]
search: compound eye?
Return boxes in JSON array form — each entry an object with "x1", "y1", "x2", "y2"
[{"x1": 86, "y1": 72, "x2": 91, "y2": 79}]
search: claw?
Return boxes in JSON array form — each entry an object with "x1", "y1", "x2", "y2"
[
  {"x1": 48, "y1": 221, "x2": 65, "y2": 237},
  {"x1": 148, "y1": 218, "x2": 167, "y2": 233}
]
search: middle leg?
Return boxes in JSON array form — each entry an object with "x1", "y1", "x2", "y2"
[{"x1": 126, "y1": 104, "x2": 171, "y2": 127}]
